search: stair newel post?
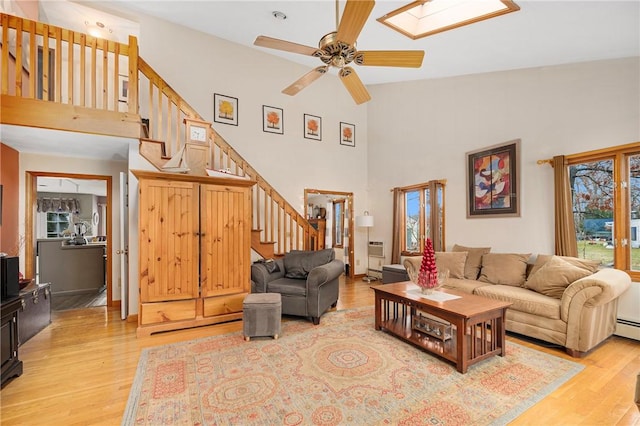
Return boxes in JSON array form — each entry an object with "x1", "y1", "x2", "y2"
[{"x1": 128, "y1": 35, "x2": 139, "y2": 115}]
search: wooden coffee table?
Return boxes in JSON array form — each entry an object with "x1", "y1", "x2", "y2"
[{"x1": 372, "y1": 282, "x2": 511, "y2": 373}]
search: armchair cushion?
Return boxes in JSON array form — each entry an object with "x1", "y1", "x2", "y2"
[{"x1": 284, "y1": 249, "x2": 335, "y2": 279}]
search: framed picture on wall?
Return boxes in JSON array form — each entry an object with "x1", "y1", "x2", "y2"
[
  {"x1": 118, "y1": 74, "x2": 128, "y2": 103},
  {"x1": 466, "y1": 139, "x2": 521, "y2": 218},
  {"x1": 214, "y1": 93, "x2": 239, "y2": 126},
  {"x1": 303, "y1": 114, "x2": 322, "y2": 141},
  {"x1": 263, "y1": 105, "x2": 284, "y2": 134},
  {"x1": 340, "y1": 122, "x2": 355, "y2": 147}
]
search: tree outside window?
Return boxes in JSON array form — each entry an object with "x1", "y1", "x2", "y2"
[
  {"x1": 567, "y1": 143, "x2": 640, "y2": 277},
  {"x1": 400, "y1": 180, "x2": 445, "y2": 254}
]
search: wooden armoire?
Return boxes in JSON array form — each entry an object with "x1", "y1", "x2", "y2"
[{"x1": 132, "y1": 170, "x2": 255, "y2": 337}]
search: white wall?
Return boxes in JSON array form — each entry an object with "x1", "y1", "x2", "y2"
[{"x1": 367, "y1": 57, "x2": 640, "y2": 260}]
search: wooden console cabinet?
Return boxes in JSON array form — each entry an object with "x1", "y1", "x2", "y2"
[{"x1": 133, "y1": 170, "x2": 255, "y2": 337}]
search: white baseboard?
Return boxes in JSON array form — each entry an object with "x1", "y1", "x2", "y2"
[{"x1": 615, "y1": 319, "x2": 640, "y2": 341}]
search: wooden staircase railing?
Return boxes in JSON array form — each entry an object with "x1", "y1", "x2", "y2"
[
  {"x1": 137, "y1": 57, "x2": 320, "y2": 257},
  {"x1": 0, "y1": 13, "x2": 319, "y2": 257}
]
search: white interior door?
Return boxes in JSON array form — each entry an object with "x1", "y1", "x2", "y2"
[{"x1": 119, "y1": 172, "x2": 129, "y2": 319}]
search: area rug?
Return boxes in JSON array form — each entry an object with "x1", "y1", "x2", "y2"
[{"x1": 122, "y1": 307, "x2": 583, "y2": 426}]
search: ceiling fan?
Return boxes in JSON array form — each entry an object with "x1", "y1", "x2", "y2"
[{"x1": 254, "y1": 0, "x2": 425, "y2": 105}]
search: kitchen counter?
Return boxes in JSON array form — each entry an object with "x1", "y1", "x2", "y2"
[{"x1": 37, "y1": 239, "x2": 105, "y2": 295}]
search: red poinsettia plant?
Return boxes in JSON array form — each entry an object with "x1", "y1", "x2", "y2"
[{"x1": 416, "y1": 238, "x2": 440, "y2": 291}]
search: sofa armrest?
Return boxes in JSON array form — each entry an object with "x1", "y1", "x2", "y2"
[
  {"x1": 306, "y1": 259, "x2": 344, "y2": 289},
  {"x1": 250, "y1": 259, "x2": 285, "y2": 293},
  {"x1": 561, "y1": 268, "x2": 631, "y2": 317},
  {"x1": 403, "y1": 257, "x2": 421, "y2": 283}
]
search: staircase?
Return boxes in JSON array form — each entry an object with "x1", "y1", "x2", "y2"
[{"x1": 0, "y1": 13, "x2": 319, "y2": 259}]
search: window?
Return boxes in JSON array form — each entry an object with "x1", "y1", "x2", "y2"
[
  {"x1": 399, "y1": 180, "x2": 445, "y2": 254},
  {"x1": 46, "y1": 212, "x2": 70, "y2": 238},
  {"x1": 333, "y1": 199, "x2": 345, "y2": 248},
  {"x1": 567, "y1": 143, "x2": 640, "y2": 278}
]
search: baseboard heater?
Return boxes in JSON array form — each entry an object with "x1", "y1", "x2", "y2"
[{"x1": 615, "y1": 318, "x2": 640, "y2": 341}]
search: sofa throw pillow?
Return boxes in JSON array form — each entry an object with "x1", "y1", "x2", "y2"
[
  {"x1": 478, "y1": 253, "x2": 531, "y2": 287},
  {"x1": 255, "y1": 258, "x2": 280, "y2": 274},
  {"x1": 524, "y1": 256, "x2": 593, "y2": 298},
  {"x1": 284, "y1": 249, "x2": 335, "y2": 279},
  {"x1": 435, "y1": 251, "x2": 467, "y2": 279},
  {"x1": 452, "y1": 244, "x2": 491, "y2": 280},
  {"x1": 528, "y1": 254, "x2": 600, "y2": 278}
]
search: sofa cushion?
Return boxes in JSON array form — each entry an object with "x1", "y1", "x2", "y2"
[
  {"x1": 435, "y1": 251, "x2": 467, "y2": 279},
  {"x1": 452, "y1": 244, "x2": 491, "y2": 280},
  {"x1": 474, "y1": 285, "x2": 562, "y2": 320},
  {"x1": 529, "y1": 254, "x2": 600, "y2": 277},
  {"x1": 524, "y1": 256, "x2": 593, "y2": 299},
  {"x1": 443, "y1": 278, "x2": 491, "y2": 294},
  {"x1": 478, "y1": 253, "x2": 531, "y2": 286},
  {"x1": 284, "y1": 249, "x2": 335, "y2": 279}
]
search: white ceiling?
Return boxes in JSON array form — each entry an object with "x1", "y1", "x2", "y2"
[
  {"x1": 2, "y1": 0, "x2": 638, "y2": 162},
  {"x1": 85, "y1": 0, "x2": 640, "y2": 85}
]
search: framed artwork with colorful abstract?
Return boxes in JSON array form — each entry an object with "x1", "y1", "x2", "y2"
[{"x1": 466, "y1": 139, "x2": 520, "y2": 218}]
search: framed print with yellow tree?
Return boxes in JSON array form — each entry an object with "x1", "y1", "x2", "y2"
[
  {"x1": 340, "y1": 122, "x2": 355, "y2": 147},
  {"x1": 214, "y1": 93, "x2": 238, "y2": 126},
  {"x1": 304, "y1": 114, "x2": 322, "y2": 141},
  {"x1": 263, "y1": 105, "x2": 284, "y2": 134}
]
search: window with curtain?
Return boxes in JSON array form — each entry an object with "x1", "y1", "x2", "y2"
[
  {"x1": 397, "y1": 180, "x2": 446, "y2": 255},
  {"x1": 566, "y1": 143, "x2": 640, "y2": 278}
]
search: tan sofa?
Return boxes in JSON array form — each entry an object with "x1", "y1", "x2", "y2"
[{"x1": 404, "y1": 245, "x2": 631, "y2": 357}]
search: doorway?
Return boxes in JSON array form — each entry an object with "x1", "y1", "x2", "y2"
[
  {"x1": 25, "y1": 171, "x2": 113, "y2": 310},
  {"x1": 304, "y1": 189, "x2": 354, "y2": 279}
]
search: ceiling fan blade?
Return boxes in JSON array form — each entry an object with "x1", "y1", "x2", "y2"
[
  {"x1": 336, "y1": 0, "x2": 375, "y2": 45},
  {"x1": 254, "y1": 35, "x2": 318, "y2": 56},
  {"x1": 339, "y1": 67, "x2": 371, "y2": 105},
  {"x1": 282, "y1": 66, "x2": 329, "y2": 96},
  {"x1": 356, "y1": 50, "x2": 425, "y2": 68}
]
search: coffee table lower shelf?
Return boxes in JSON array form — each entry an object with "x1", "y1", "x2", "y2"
[{"x1": 379, "y1": 316, "x2": 459, "y2": 364}]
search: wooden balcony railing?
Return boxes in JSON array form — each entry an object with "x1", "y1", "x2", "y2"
[{"x1": 0, "y1": 12, "x2": 317, "y2": 256}]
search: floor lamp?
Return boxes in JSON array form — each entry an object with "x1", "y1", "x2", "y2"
[{"x1": 356, "y1": 211, "x2": 377, "y2": 283}]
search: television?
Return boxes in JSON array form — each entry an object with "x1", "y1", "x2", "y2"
[{"x1": 0, "y1": 256, "x2": 19, "y2": 302}]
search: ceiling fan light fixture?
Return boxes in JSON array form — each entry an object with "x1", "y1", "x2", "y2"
[{"x1": 377, "y1": 0, "x2": 520, "y2": 40}]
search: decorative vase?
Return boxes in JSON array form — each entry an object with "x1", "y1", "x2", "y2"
[{"x1": 414, "y1": 270, "x2": 449, "y2": 295}]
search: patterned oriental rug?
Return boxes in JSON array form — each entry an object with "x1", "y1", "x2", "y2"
[{"x1": 122, "y1": 307, "x2": 583, "y2": 425}]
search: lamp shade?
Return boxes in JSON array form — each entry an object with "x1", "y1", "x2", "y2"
[{"x1": 355, "y1": 215, "x2": 374, "y2": 228}]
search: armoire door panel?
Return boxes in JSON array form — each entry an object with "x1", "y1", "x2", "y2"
[
  {"x1": 200, "y1": 184, "x2": 251, "y2": 298},
  {"x1": 139, "y1": 179, "x2": 199, "y2": 302}
]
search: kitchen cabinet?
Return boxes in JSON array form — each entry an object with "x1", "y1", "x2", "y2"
[{"x1": 133, "y1": 170, "x2": 255, "y2": 337}]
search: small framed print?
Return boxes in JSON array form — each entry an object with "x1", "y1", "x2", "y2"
[
  {"x1": 118, "y1": 74, "x2": 128, "y2": 103},
  {"x1": 304, "y1": 114, "x2": 322, "y2": 141},
  {"x1": 214, "y1": 93, "x2": 238, "y2": 126},
  {"x1": 340, "y1": 122, "x2": 355, "y2": 147},
  {"x1": 263, "y1": 105, "x2": 284, "y2": 134}
]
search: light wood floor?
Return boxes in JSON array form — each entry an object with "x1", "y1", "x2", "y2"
[{"x1": 1, "y1": 277, "x2": 639, "y2": 425}]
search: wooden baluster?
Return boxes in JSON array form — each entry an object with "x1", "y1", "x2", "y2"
[
  {"x1": 101, "y1": 38, "x2": 108, "y2": 110},
  {"x1": 147, "y1": 78, "x2": 153, "y2": 138},
  {"x1": 79, "y1": 33, "x2": 85, "y2": 106},
  {"x1": 54, "y1": 27, "x2": 61, "y2": 103},
  {"x1": 1, "y1": 14, "x2": 8, "y2": 95},
  {"x1": 67, "y1": 30, "x2": 74, "y2": 104},
  {"x1": 112, "y1": 42, "x2": 119, "y2": 110},
  {"x1": 28, "y1": 21, "x2": 35, "y2": 99},
  {"x1": 127, "y1": 35, "x2": 138, "y2": 115},
  {"x1": 15, "y1": 19, "x2": 23, "y2": 97},
  {"x1": 90, "y1": 36, "x2": 97, "y2": 108},
  {"x1": 42, "y1": 24, "x2": 49, "y2": 101}
]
